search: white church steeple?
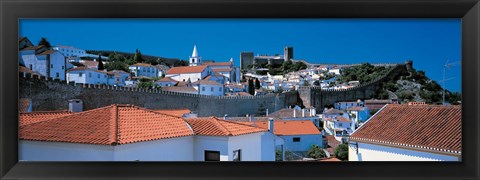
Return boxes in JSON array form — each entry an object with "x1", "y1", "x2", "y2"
[{"x1": 189, "y1": 45, "x2": 202, "y2": 66}]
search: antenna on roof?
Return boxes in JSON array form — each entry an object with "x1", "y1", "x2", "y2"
[{"x1": 441, "y1": 59, "x2": 458, "y2": 105}]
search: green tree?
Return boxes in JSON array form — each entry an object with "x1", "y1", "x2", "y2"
[
  {"x1": 307, "y1": 145, "x2": 326, "y2": 159},
  {"x1": 247, "y1": 79, "x2": 255, "y2": 95},
  {"x1": 254, "y1": 78, "x2": 261, "y2": 89},
  {"x1": 275, "y1": 149, "x2": 283, "y2": 161},
  {"x1": 97, "y1": 53, "x2": 104, "y2": 70},
  {"x1": 334, "y1": 144, "x2": 349, "y2": 161},
  {"x1": 38, "y1": 37, "x2": 52, "y2": 48},
  {"x1": 133, "y1": 49, "x2": 144, "y2": 63}
]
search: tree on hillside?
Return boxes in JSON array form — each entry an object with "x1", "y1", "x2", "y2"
[
  {"x1": 97, "y1": 53, "x2": 104, "y2": 70},
  {"x1": 254, "y1": 78, "x2": 261, "y2": 89},
  {"x1": 38, "y1": 37, "x2": 52, "y2": 48},
  {"x1": 248, "y1": 79, "x2": 255, "y2": 95},
  {"x1": 334, "y1": 143, "x2": 349, "y2": 161},
  {"x1": 133, "y1": 49, "x2": 144, "y2": 63}
]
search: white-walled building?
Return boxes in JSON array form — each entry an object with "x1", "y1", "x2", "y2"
[
  {"x1": 19, "y1": 47, "x2": 70, "y2": 81},
  {"x1": 155, "y1": 77, "x2": 178, "y2": 87},
  {"x1": 323, "y1": 116, "x2": 355, "y2": 138},
  {"x1": 67, "y1": 67, "x2": 108, "y2": 85},
  {"x1": 268, "y1": 108, "x2": 320, "y2": 128},
  {"x1": 52, "y1": 45, "x2": 87, "y2": 58},
  {"x1": 129, "y1": 63, "x2": 160, "y2": 78},
  {"x1": 19, "y1": 105, "x2": 276, "y2": 161},
  {"x1": 192, "y1": 79, "x2": 224, "y2": 96},
  {"x1": 166, "y1": 65, "x2": 211, "y2": 83},
  {"x1": 106, "y1": 70, "x2": 131, "y2": 86},
  {"x1": 348, "y1": 104, "x2": 461, "y2": 161},
  {"x1": 346, "y1": 106, "x2": 370, "y2": 124}
]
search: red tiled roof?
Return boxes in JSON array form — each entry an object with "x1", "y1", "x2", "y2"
[
  {"x1": 346, "y1": 106, "x2": 366, "y2": 111},
  {"x1": 192, "y1": 79, "x2": 221, "y2": 85},
  {"x1": 237, "y1": 92, "x2": 252, "y2": 96},
  {"x1": 153, "y1": 109, "x2": 191, "y2": 118},
  {"x1": 67, "y1": 66, "x2": 106, "y2": 74},
  {"x1": 202, "y1": 62, "x2": 232, "y2": 66},
  {"x1": 19, "y1": 104, "x2": 194, "y2": 145},
  {"x1": 130, "y1": 63, "x2": 154, "y2": 67},
  {"x1": 18, "y1": 98, "x2": 32, "y2": 113},
  {"x1": 80, "y1": 60, "x2": 99, "y2": 68},
  {"x1": 242, "y1": 120, "x2": 321, "y2": 136},
  {"x1": 185, "y1": 117, "x2": 267, "y2": 136},
  {"x1": 212, "y1": 68, "x2": 232, "y2": 72},
  {"x1": 19, "y1": 110, "x2": 73, "y2": 127},
  {"x1": 157, "y1": 77, "x2": 178, "y2": 82},
  {"x1": 324, "y1": 108, "x2": 345, "y2": 115},
  {"x1": 167, "y1": 65, "x2": 207, "y2": 74},
  {"x1": 350, "y1": 104, "x2": 462, "y2": 153}
]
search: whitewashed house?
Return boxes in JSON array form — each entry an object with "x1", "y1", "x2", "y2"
[
  {"x1": 348, "y1": 104, "x2": 461, "y2": 161},
  {"x1": 129, "y1": 63, "x2": 160, "y2": 79},
  {"x1": 166, "y1": 65, "x2": 212, "y2": 83},
  {"x1": 19, "y1": 104, "x2": 277, "y2": 161},
  {"x1": 19, "y1": 46, "x2": 70, "y2": 80},
  {"x1": 268, "y1": 108, "x2": 320, "y2": 128},
  {"x1": 155, "y1": 77, "x2": 178, "y2": 87},
  {"x1": 67, "y1": 67, "x2": 108, "y2": 85},
  {"x1": 106, "y1": 70, "x2": 130, "y2": 86},
  {"x1": 323, "y1": 116, "x2": 355, "y2": 138},
  {"x1": 52, "y1": 45, "x2": 87, "y2": 58},
  {"x1": 335, "y1": 100, "x2": 364, "y2": 110},
  {"x1": 192, "y1": 79, "x2": 224, "y2": 96},
  {"x1": 346, "y1": 106, "x2": 370, "y2": 124}
]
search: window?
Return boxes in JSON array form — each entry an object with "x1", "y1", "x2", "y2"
[
  {"x1": 50, "y1": 64, "x2": 53, "y2": 68},
  {"x1": 219, "y1": 87, "x2": 222, "y2": 92},
  {"x1": 202, "y1": 87, "x2": 205, "y2": 91},
  {"x1": 338, "y1": 123, "x2": 343, "y2": 126},
  {"x1": 89, "y1": 73, "x2": 92, "y2": 78},
  {"x1": 29, "y1": 64, "x2": 32, "y2": 70},
  {"x1": 211, "y1": 87, "x2": 214, "y2": 92},
  {"x1": 56, "y1": 73, "x2": 59, "y2": 78},
  {"x1": 62, "y1": 66, "x2": 64, "y2": 70},
  {"x1": 233, "y1": 149, "x2": 241, "y2": 161},
  {"x1": 79, "y1": 73, "x2": 83, "y2": 77},
  {"x1": 293, "y1": 137, "x2": 301, "y2": 142},
  {"x1": 204, "y1": 151, "x2": 220, "y2": 161},
  {"x1": 97, "y1": 74, "x2": 100, "y2": 78},
  {"x1": 192, "y1": 59, "x2": 195, "y2": 63}
]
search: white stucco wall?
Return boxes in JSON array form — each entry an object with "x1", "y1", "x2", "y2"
[
  {"x1": 228, "y1": 132, "x2": 275, "y2": 161},
  {"x1": 129, "y1": 66, "x2": 159, "y2": 78},
  {"x1": 45, "y1": 52, "x2": 67, "y2": 80},
  {"x1": 20, "y1": 51, "x2": 67, "y2": 80},
  {"x1": 68, "y1": 70, "x2": 108, "y2": 85},
  {"x1": 20, "y1": 136, "x2": 195, "y2": 161},
  {"x1": 193, "y1": 136, "x2": 229, "y2": 161},
  {"x1": 167, "y1": 73, "x2": 203, "y2": 83},
  {"x1": 195, "y1": 84, "x2": 224, "y2": 96},
  {"x1": 348, "y1": 141, "x2": 460, "y2": 161},
  {"x1": 282, "y1": 134, "x2": 323, "y2": 152}
]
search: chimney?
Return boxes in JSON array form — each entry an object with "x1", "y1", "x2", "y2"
[
  {"x1": 312, "y1": 109, "x2": 316, "y2": 116},
  {"x1": 68, "y1": 99, "x2": 83, "y2": 112},
  {"x1": 266, "y1": 108, "x2": 269, "y2": 116},
  {"x1": 293, "y1": 109, "x2": 296, "y2": 118},
  {"x1": 223, "y1": 114, "x2": 228, "y2": 120},
  {"x1": 302, "y1": 109, "x2": 305, "y2": 117},
  {"x1": 268, "y1": 118, "x2": 274, "y2": 133}
]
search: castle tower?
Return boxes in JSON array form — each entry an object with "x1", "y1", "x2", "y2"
[
  {"x1": 284, "y1": 46, "x2": 293, "y2": 61},
  {"x1": 189, "y1": 45, "x2": 202, "y2": 66},
  {"x1": 405, "y1": 60, "x2": 413, "y2": 71}
]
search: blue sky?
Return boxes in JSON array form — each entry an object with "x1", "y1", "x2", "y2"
[{"x1": 19, "y1": 19, "x2": 461, "y2": 92}]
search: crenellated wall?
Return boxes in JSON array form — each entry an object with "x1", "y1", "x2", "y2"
[
  {"x1": 19, "y1": 72, "x2": 298, "y2": 117},
  {"x1": 298, "y1": 64, "x2": 406, "y2": 110}
]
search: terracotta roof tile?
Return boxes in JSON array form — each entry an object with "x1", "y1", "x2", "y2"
[
  {"x1": 202, "y1": 62, "x2": 232, "y2": 66},
  {"x1": 192, "y1": 79, "x2": 221, "y2": 85},
  {"x1": 185, "y1": 117, "x2": 267, "y2": 136},
  {"x1": 80, "y1": 60, "x2": 99, "y2": 68},
  {"x1": 241, "y1": 120, "x2": 321, "y2": 136},
  {"x1": 350, "y1": 104, "x2": 461, "y2": 153},
  {"x1": 323, "y1": 108, "x2": 345, "y2": 115},
  {"x1": 167, "y1": 65, "x2": 207, "y2": 74},
  {"x1": 212, "y1": 68, "x2": 232, "y2": 72},
  {"x1": 153, "y1": 109, "x2": 191, "y2": 118},
  {"x1": 19, "y1": 111, "x2": 73, "y2": 127},
  {"x1": 68, "y1": 66, "x2": 106, "y2": 74},
  {"x1": 157, "y1": 77, "x2": 178, "y2": 82},
  {"x1": 19, "y1": 104, "x2": 194, "y2": 145}
]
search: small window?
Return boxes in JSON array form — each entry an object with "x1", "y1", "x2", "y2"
[
  {"x1": 62, "y1": 66, "x2": 64, "y2": 70},
  {"x1": 338, "y1": 123, "x2": 343, "y2": 126},
  {"x1": 50, "y1": 64, "x2": 53, "y2": 68},
  {"x1": 293, "y1": 137, "x2": 301, "y2": 142},
  {"x1": 79, "y1": 73, "x2": 83, "y2": 77},
  {"x1": 202, "y1": 87, "x2": 205, "y2": 91},
  {"x1": 219, "y1": 87, "x2": 222, "y2": 92},
  {"x1": 29, "y1": 64, "x2": 33, "y2": 70},
  {"x1": 89, "y1": 73, "x2": 92, "y2": 78},
  {"x1": 204, "y1": 151, "x2": 220, "y2": 161},
  {"x1": 233, "y1": 149, "x2": 241, "y2": 161},
  {"x1": 97, "y1": 74, "x2": 100, "y2": 78},
  {"x1": 56, "y1": 73, "x2": 59, "y2": 78},
  {"x1": 211, "y1": 87, "x2": 214, "y2": 92}
]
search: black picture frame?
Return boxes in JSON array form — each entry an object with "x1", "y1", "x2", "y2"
[{"x1": 1, "y1": 0, "x2": 479, "y2": 179}]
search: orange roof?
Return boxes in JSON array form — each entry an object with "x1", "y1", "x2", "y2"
[
  {"x1": 68, "y1": 66, "x2": 106, "y2": 74},
  {"x1": 80, "y1": 60, "x2": 99, "y2": 68},
  {"x1": 202, "y1": 62, "x2": 232, "y2": 66},
  {"x1": 153, "y1": 109, "x2": 191, "y2": 118},
  {"x1": 185, "y1": 117, "x2": 267, "y2": 136},
  {"x1": 157, "y1": 77, "x2": 178, "y2": 82},
  {"x1": 243, "y1": 120, "x2": 321, "y2": 136},
  {"x1": 130, "y1": 63, "x2": 154, "y2": 67},
  {"x1": 346, "y1": 106, "x2": 366, "y2": 111},
  {"x1": 350, "y1": 104, "x2": 462, "y2": 153},
  {"x1": 20, "y1": 104, "x2": 194, "y2": 145},
  {"x1": 237, "y1": 92, "x2": 252, "y2": 96},
  {"x1": 212, "y1": 68, "x2": 232, "y2": 72},
  {"x1": 19, "y1": 110, "x2": 73, "y2": 127},
  {"x1": 192, "y1": 79, "x2": 221, "y2": 85},
  {"x1": 167, "y1": 65, "x2": 207, "y2": 74}
]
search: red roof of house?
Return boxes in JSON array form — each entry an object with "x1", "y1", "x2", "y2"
[
  {"x1": 192, "y1": 79, "x2": 221, "y2": 85},
  {"x1": 19, "y1": 110, "x2": 73, "y2": 127},
  {"x1": 212, "y1": 68, "x2": 232, "y2": 72},
  {"x1": 185, "y1": 117, "x2": 267, "y2": 136},
  {"x1": 269, "y1": 108, "x2": 316, "y2": 118},
  {"x1": 153, "y1": 109, "x2": 191, "y2": 118},
  {"x1": 323, "y1": 108, "x2": 345, "y2": 115},
  {"x1": 67, "y1": 66, "x2": 106, "y2": 74},
  {"x1": 19, "y1": 104, "x2": 194, "y2": 145},
  {"x1": 346, "y1": 106, "x2": 366, "y2": 111},
  {"x1": 157, "y1": 77, "x2": 177, "y2": 82},
  {"x1": 319, "y1": 157, "x2": 341, "y2": 161},
  {"x1": 202, "y1": 62, "x2": 232, "y2": 66},
  {"x1": 242, "y1": 120, "x2": 321, "y2": 136},
  {"x1": 167, "y1": 65, "x2": 207, "y2": 74},
  {"x1": 80, "y1": 60, "x2": 99, "y2": 68},
  {"x1": 350, "y1": 104, "x2": 462, "y2": 153}
]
